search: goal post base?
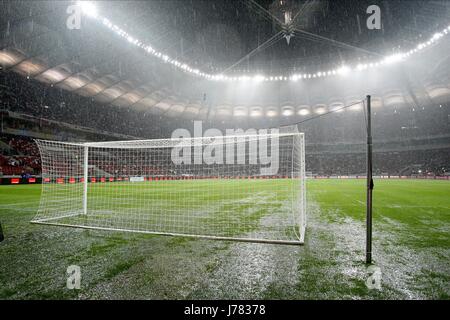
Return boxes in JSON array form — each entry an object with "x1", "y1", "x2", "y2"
[
  {"x1": 31, "y1": 212, "x2": 82, "y2": 223},
  {"x1": 30, "y1": 220, "x2": 304, "y2": 246}
]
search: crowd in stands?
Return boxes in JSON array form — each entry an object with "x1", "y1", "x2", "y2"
[
  {"x1": 8, "y1": 136, "x2": 40, "y2": 157},
  {"x1": 1, "y1": 70, "x2": 449, "y2": 143},
  {"x1": 1, "y1": 132, "x2": 447, "y2": 177},
  {"x1": 0, "y1": 135, "x2": 41, "y2": 176},
  {"x1": 306, "y1": 149, "x2": 449, "y2": 176},
  {"x1": 0, "y1": 71, "x2": 449, "y2": 177},
  {"x1": 0, "y1": 71, "x2": 170, "y2": 138},
  {"x1": 0, "y1": 154, "x2": 37, "y2": 176}
]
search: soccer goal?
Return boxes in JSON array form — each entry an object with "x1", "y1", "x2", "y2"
[{"x1": 32, "y1": 131, "x2": 306, "y2": 244}]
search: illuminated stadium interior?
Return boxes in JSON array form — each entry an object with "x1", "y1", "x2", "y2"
[{"x1": 0, "y1": 0, "x2": 449, "y2": 301}]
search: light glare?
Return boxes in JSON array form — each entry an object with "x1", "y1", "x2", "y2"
[
  {"x1": 78, "y1": 1, "x2": 98, "y2": 18},
  {"x1": 76, "y1": 3, "x2": 450, "y2": 82}
]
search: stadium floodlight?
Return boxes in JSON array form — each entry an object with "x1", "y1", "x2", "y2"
[
  {"x1": 266, "y1": 109, "x2": 278, "y2": 117},
  {"x1": 350, "y1": 103, "x2": 363, "y2": 111},
  {"x1": 32, "y1": 132, "x2": 306, "y2": 245},
  {"x1": 250, "y1": 109, "x2": 262, "y2": 117},
  {"x1": 314, "y1": 107, "x2": 327, "y2": 114},
  {"x1": 382, "y1": 53, "x2": 404, "y2": 64},
  {"x1": 357, "y1": 64, "x2": 368, "y2": 71},
  {"x1": 336, "y1": 66, "x2": 350, "y2": 76},
  {"x1": 77, "y1": 1, "x2": 98, "y2": 18},
  {"x1": 253, "y1": 75, "x2": 265, "y2": 82},
  {"x1": 298, "y1": 109, "x2": 310, "y2": 116}
]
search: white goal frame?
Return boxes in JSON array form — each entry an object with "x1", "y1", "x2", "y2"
[{"x1": 32, "y1": 132, "x2": 306, "y2": 245}]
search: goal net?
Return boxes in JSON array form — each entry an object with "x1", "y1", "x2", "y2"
[{"x1": 32, "y1": 131, "x2": 306, "y2": 244}]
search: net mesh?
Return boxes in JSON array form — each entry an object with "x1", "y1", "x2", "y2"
[{"x1": 33, "y1": 132, "x2": 306, "y2": 244}]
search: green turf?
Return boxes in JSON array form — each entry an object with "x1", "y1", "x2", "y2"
[
  {"x1": 34, "y1": 179, "x2": 300, "y2": 241},
  {"x1": 0, "y1": 179, "x2": 449, "y2": 299}
]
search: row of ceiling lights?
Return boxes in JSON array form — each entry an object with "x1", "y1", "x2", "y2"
[
  {"x1": 215, "y1": 103, "x2": 443, "y2": 118},
  {"x1": 218, "y1": 104, "x2": 361, "y2": 117}
]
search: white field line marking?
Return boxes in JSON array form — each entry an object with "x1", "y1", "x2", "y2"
[
  {"x1": 317, "y1": 203, "x2": 450, "y2": 210},
  {"x1": 0, "y1": 206, "x2": 36, "y2": 212},
  {"x1": 0, "y1": 200, "x2": 39, "y2": 208},
  {"x1": 384, "y1": 204, "x2": 450, "y2": 209},
  {"x1": 340, "y1": 193, "x2": 365, "y2": 206}
]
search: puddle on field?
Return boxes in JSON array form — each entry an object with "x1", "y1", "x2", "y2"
[
  {"x1": 307, "y1": 202, "x2": 450, "y2": 299},
  {"x1": 189, "y1": 200, "x2": 449, "y2": 299},
  {"x1": 3, "y1": 191, "x2": 448, "y2": 299}
]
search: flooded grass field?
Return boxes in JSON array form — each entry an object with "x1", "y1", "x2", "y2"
[{"x1": 0, "y1": 179, "x2": 449, "y2": 299}]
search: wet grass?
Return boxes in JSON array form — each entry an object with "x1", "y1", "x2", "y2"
[
  {"x1": 310, "y1": 179, "x2": 450, "y2": 249},
  {"x1": 37, "y1": 179, "x2": 298, "y2": 239},
  {"x1": 0, "y1": 179, "x2": 449, "y2": 299},
  {"x1": 104, "y1": 257, "x2": 145, "y2": 280}
]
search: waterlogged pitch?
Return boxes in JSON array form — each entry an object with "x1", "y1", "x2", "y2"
[
  {"x1": 0, "y1": 179, "x2": 449, "y2": 299},
  {"x1": 33, "y1": 179, "x2": 304, "y2": 244}
]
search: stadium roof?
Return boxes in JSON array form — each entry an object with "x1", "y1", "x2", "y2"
[{"x1": 1, "y1": 0, "x2": 450, "y2": 121}]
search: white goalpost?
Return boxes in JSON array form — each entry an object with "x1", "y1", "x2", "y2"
[{"x1": 32, "y1": 131, "x2": 306, "y2": 244}]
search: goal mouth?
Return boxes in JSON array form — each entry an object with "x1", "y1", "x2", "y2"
[{"x1": 32, "y1": 131, "x2": 306, "y2": 245}]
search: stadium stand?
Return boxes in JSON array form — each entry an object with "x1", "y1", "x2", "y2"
[{"x1": 0, "y1": 70, "x2": 449, "y2": 178}]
